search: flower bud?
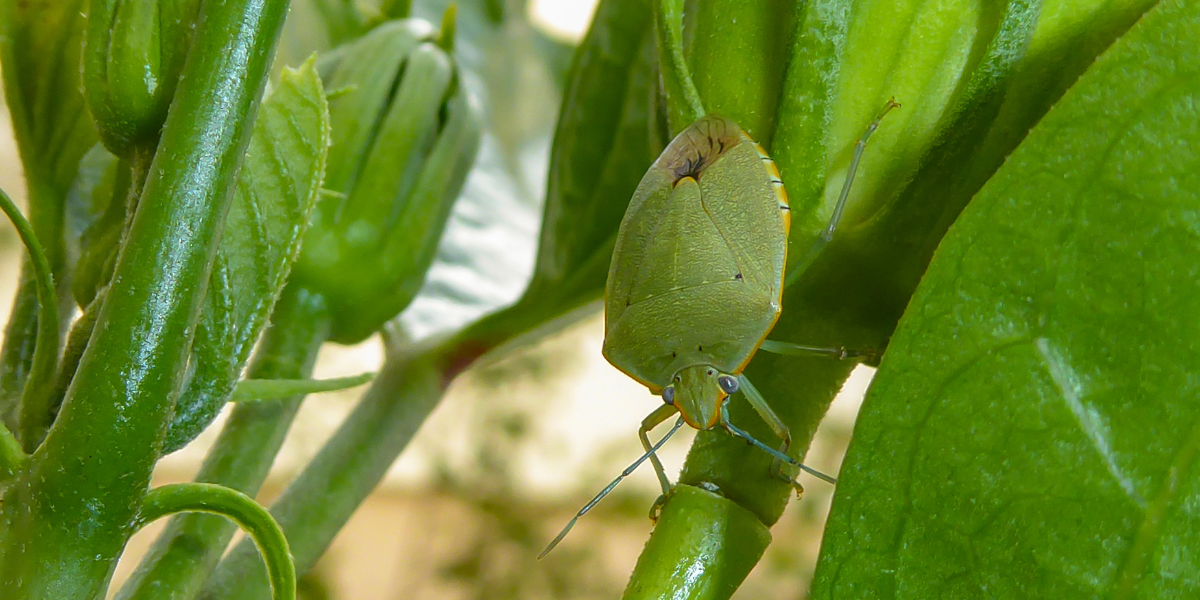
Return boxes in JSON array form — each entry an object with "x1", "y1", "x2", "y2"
[
  {"x1": 83, "y1": 0, "x2": 201, "y2": 156},
  {"x1": 293, "y1": 16, "x2": 482, "y2": 343}
]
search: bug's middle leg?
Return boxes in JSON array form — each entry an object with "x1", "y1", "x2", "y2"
[
  {"x1": 784, "y1": 99, "x2": 900, "y2": 289},
  {"x1": 757, "y1": 339, "x2": 876, "y2": 363}
]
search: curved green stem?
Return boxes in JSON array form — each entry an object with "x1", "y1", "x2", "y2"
[
  {"x1": 137, "y1": 483, "x2": 295, "y2": 600},
  {"x1": 115, "y1": 287, "x2": 328, "y2": 600},
  {"x1": 655, "y1": 0, "x2": 704, "y2": 134},
  {"x1": 202, "y1": 339, "x2": 450, "y2": 600},
  {"x1": 0, "y1": 187, "x2": 58, "y2": 452}
]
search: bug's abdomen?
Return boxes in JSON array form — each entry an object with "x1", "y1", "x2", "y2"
[{"x1": 603, "y1": 279, "x2": 778, "y2": 389}]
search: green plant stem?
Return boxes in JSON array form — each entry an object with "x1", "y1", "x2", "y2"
[
  {"x1": 116, "y1": 286, "x2": 329, "y2": 600},
  {"x1": 0, "y1": 187, "x2": 58, "y2": 452},
  {"x1": 38, "y1": 148, "x2": 154, "y2": 438},
  {"x1": 0, "y1": 0, "x2": 291, "y2": 596},
  {"x1": 0, "y1": 179, "x2": 66, "y2": 438},
  {"x1": 137, "y1": 483, "x2": 295, "y2": 600},
  {"x1": 0, "y1": 0, "x2": 93, "y2": 434},
  {"x1": 654, "y1": 0, "x2": 704, "y2": 134},
  {"x1": 201, "y1": 338, "x2": 452, "y2": 600}
]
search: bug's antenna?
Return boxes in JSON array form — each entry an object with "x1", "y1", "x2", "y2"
[
  {"x1": 721, "y1": 412, "x2": 837, "y2": 484},
  {"x1": 538, "y1": 417, "x2": 686, "y2": 559}
]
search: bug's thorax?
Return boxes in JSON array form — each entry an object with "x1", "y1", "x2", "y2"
[{"x1": 667, "y1": 364, "x2": 728, "y2": 430}]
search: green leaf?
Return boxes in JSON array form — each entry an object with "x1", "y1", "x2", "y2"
[
  {"x1": 814, "y1": 0, "x2": 1200, "y2": 597},
  {"x1": 629, "y1": 0, "x2": 1155, "y2": 595},
  {"x1": 163, "y1": 58, "x2": 330, "y2": 454},
  {"x1": 230, "y1": 372, "x2": 373, "y2": 403},
  {"x1": 63, "y1": 145, "x2": 119, "y2": 266},
  {"x1": 457, "y1": 0, "x2": 665, "y2": 348}
]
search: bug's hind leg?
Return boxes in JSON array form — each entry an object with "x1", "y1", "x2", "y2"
[
  {"x1": 734, "y1": 375, "x2": 802, "y2": 496},
  {"x1": 784, "y1": 99, "x2": 900, "y2": 289}
]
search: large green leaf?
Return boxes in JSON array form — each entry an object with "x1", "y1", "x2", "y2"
[
  {"x1": 814, "y1": 0, "x2": 1200, "y2": 597},
  {"x1": 628, "y1": 0, "x2": 1159, "y2": 596},
  {"x1": 163, "y1": 59, "x2": 330, "y2": 453}
]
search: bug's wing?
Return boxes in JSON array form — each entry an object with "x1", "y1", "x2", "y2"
[
  {"x1": 697, "y1": 137, "x2": 789, "y2": 302},
  {"x1": 606, "y1": 115, "x2": 745, "y2": 333},
  {"x1": 604, "y1": 167, "x2": 673, "y2": 336},
  {"x1": 625, "y1": 178, "x2": 741, "y2": 306}
]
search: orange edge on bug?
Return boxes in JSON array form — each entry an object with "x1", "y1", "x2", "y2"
[{"x1": 733, "y1": 135, "x2": 790, "y2": 376}]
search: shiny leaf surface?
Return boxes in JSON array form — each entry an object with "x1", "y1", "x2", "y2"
[{"x1": 815, "y1": 0, "x2": 1200, "y2": 596}]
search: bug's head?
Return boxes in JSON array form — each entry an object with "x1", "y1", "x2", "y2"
[{"x1": 661, "y1": 365, "x2": 739, "y2": 430}]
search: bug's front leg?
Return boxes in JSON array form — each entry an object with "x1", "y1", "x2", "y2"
[
  {"x1": 732, "y1": 375, "x2": 804, "y2": 497},
  {"x1": 640, "y1": 403, "x2": 678, "y2": 521}
]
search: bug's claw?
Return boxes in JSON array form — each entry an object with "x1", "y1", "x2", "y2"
[
  {"x1": 790, "y1": 478, "x2": 805, "y2": 500},
  {"x1": 649, "y1": 491, "x2": 670, "y2": 523}
]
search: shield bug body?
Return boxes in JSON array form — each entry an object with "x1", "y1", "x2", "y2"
[{"x1": 540, "y1": 102, "x2": 898, "y2": 558}]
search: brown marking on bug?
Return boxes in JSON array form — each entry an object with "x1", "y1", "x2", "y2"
[{"x1": 659, "y1": 115, "x2": 742, "y2": 185}]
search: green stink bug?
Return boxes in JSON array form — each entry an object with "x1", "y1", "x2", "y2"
[{"x1": 540, "y1": 101, "x2": 898, "y2": 558}]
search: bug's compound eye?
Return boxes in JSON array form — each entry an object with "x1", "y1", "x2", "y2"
[
  {"x1": 662, "y1": 386, "x2": 676, "y2": 405},
  {"x1": 717, "y1": 375, "x2": 739, "y2": 394}
]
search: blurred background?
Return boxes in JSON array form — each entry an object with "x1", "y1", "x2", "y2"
[{"x1": 0, "y1": 0, "x2": 876, "y2": 597}]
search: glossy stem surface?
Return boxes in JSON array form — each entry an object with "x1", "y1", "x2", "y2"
[
  {"x1": 0, "y1": 0, "x2": 291, "y2": 596},
  {"x1": 116, "y1": 286, "x2": 329, "y2": 600}
]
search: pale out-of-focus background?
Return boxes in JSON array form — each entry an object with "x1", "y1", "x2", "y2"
[{"x1": 0, "y1": 1, "x2": 875, "y2": 598}]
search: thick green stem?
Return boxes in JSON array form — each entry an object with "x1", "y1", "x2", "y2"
[
  {"x1": 116, "y1": 286, "x2": 329, "y2": 600},
  {"x1": 201, "y1": 338, "x2": 451, "y2": 600},
  {"x1": 0, "y1": 187, "x2": 58, "y2": 452},
  {"x1": 137, "y1": 483, "x2": 296, "y2": 600},
  {"x1": 655, "y1": 0, "x2": 704, "y2": 134},
  {"x1": 0, "y1": 0, "x2": 291, "y2": 596},
  {"x1": 37, "y1": 149, "x2": 154, "y2": 442}
]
